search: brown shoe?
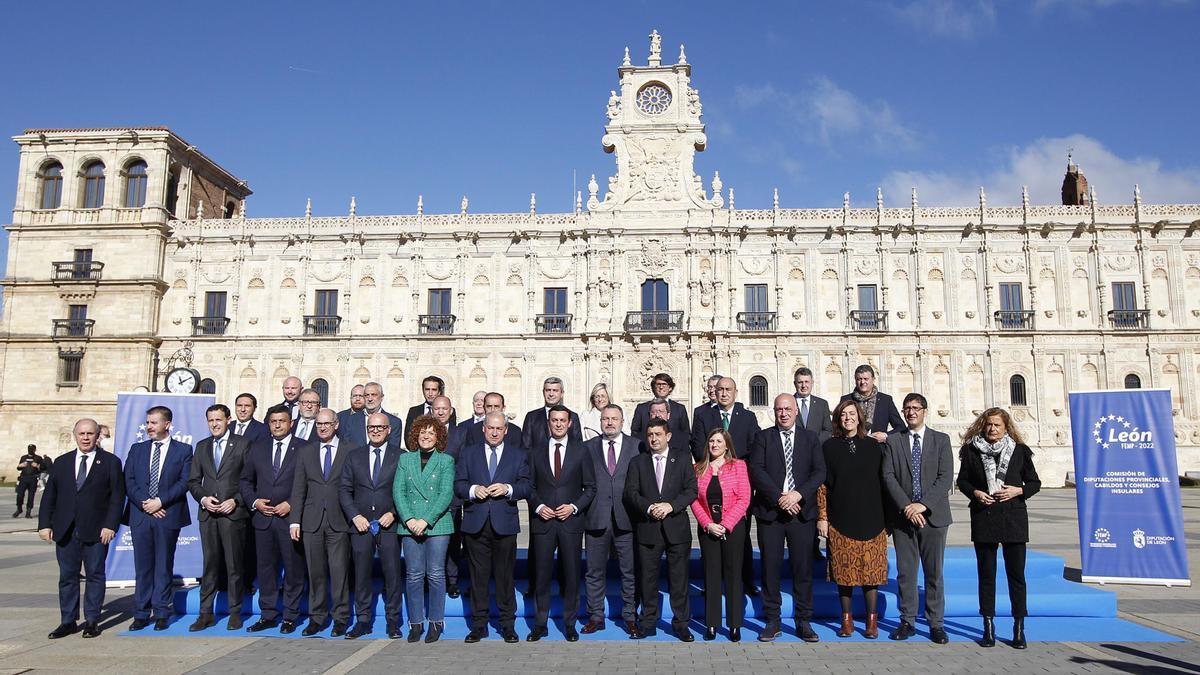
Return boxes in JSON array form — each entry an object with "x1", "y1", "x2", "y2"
[
  {"x1": 865, "y1": 613, "x2": 879, "y2": 639},
  {"x1": 837, "y1": 612, "x2": 854, "y2": 638},
  {"x1": 581, "y1": 619, "x2": 605, "y2": 634},
  {"x1": 625, "y1": 621, "x2": 643, "y2": 639}
]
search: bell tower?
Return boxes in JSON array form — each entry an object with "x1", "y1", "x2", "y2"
[{"x1": 587, "y1": 29, "x2": 721, "y2": 212}]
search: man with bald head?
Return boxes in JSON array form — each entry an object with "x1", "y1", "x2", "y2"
[
  {"x1": 279, "y1": 376, "x2": 303, "y2": 420},
  {"x1": 337, "y1": 384, "x2": 368, "y2": 448},
  {"x1": 406, "y1": 376, "x2": 457, "y2": 446},
  {"x1": 39, "y1": 419, "x2": 126, "y2": 639}
]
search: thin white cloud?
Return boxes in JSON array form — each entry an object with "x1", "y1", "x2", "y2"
[
  {"x1": 881, "y1": 134, "x2": 1200, "y2": 206},
  {"x1": 891, "y1": 0, "x2": 997, "y2": 39}
]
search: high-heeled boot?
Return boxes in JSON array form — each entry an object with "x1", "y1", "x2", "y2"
[
  {"x1": 837, "y1": 612, "x2": 853, "y2": 638},
  {"x1": 864, "y1": 613, "x2": 878, "y2": 639},
  {"x1": 1011, "y1": 617, "x2": 1026, "y2": 649},
  {"x1": 980, "y1": 616, "x2": 995, "y2": 647}
]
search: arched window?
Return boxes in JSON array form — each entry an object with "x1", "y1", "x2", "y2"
[
  {"x1": 198, "y1": 378, "x2": 216, "y2": 395},
  {"x1": 82, "y1": 161, "x2": 105, "y2": 209},
  {"x1": 39, "y1": 162, "x2": 63, "y2": 209},
  {"x1": 312, "y1": 378, "x2": 329, "y2": 407},
  {"x1": 123, "y1": 160, "x2": 148, "y2": 208},
  {"x1": 749, "y1": 375, "x2": 769, "y2": 408},
  {"x1": 1009, "y1": 374, "x2": 1027, "y2": 407},
  {"x1": 224, "y1": 201, "x2": 236, "y2": 219},
  {"x1": 1124, "y1": 373, "x2": 1142, "y2": 389}
]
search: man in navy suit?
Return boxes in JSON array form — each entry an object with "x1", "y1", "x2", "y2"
[
  {"x1": 405, "y1": 376, "x2": 457, "y2": 446},
  {"x1": 645, "y1": 399, "x2": 690, "y2": 456},
  {"x1": 521, "y1": 376, "x2": 583, "y2": 451},
  {"x1": 839, "y1": 364, "x2": 905, "y2": 442},
  {"x1": 464, "y1": 392, "x2": 522, "y2": 446},
  {"x1": 336, "y1": 384, "x2": 367, "y2": 448},
  {"x1": 362, "y1": 381, "x2": 404, "y2": 451},
  {"x1": 748, "y1": 394, "x2": 827, "y2": 642},
  {"x1": 231, "y1": 393, "x2": 269, "y2": 447},
  {"x1": 240, "y1": 404, "x2": 313, "y2": 633},
  {"x1": 291, "y1": 389, "x2": 321, "y2": 443},
  {"x1": 630, "y1": 373, "x2": 690, "y2": 442},
  {"x1": 125, "y1": 405, "x2": 194, "y2": 631},
  {"x1": 526, "y1": 406, "x2": 595, "y2": 642},
  {"x1": 339, "y1": 411, "x2": 404, "y2": 639},
  {"x1": 432, "y1": 395, "x2": 467, "y2": 598},
  {"x1": 455, "y1": 412, "x2": 531, "y2": 644},
  {"x1": 39, "y1": 418, "x2": 125, "y2": 639},
  {"x1": 692, "y1": 374, "x2": 721, "y2": 427},
  {"x1": 279, "y1": 376, "x2": 303, "y2": 421}
]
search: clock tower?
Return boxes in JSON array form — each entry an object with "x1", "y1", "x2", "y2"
[{"x1": 587, "y1": 29, "x2": 721, "y2": 212}]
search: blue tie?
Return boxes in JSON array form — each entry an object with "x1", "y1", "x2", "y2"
[
  {"x1": 273, "y1": 441, "x2": 283, "y2": 477},
  {"x1": 322, "y1": 444, "x2": 333, "y2": 481},
  {"x1": 213, "y1": 438, "x2": 224, "y2": 470},
  {"x1": 75, "y1": 454, "x2": 87, "y2": 491},
  {"x1": 911, "y1": 433, "x2": 923, "y2": 501},
  {"x1": 488, "y1": 445, "x2": 498, "y2": 481},
  {"x1": 371, "y1": 448, "x2": 382, "y2": 487},
  {"x1": 148, "y1": 441, "x2": 162, "y2": 499}
]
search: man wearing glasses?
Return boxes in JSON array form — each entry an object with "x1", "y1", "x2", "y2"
[
  {"x1": 337, "y1": 385, "x2": 368, "y2": 448},
  {"x1": 291, "y1": 389, "x2": 322, "y2": 442}
]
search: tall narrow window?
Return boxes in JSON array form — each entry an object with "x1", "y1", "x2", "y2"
[
  {"x1": 40, "y1": 162, "x2": 63, "y2": 209},
  {"x1": 72, "y1": 248, "x2": 93, "y2": 280},
  {"x1": 312, "y1": 378, "x2": 329, "y2": 407},
  {"x1": 999, "y1": 282, "x2": 1024, "y2": 328},
  {"x1": 749, "y1": 375, "x2": 769, "y2": 408},
  {"x1": 224, "y1": 201, "x2": 236, "y2": 219},
  {"x1": 1112, "y1": 282, "x2": 1137, "y2": 311},
  {"x1": 1124, "y1": 373, "x2": 1142, "y2": 389},
  {"x1": 429, "y1": 288, "x2": 452, "y2": 315},
  {"x1": 745, "y1": 284, "x2": 768, "y2": 312},
  {"x1": 204, "y1": 291, "x2": 227, "y2": 318},
  {"x1": 544, "y1": 288, "x2": 567, "y2": 315},
  {"x1": 68, "y1": 304, "x2": 88, "y2": 337},
  {"x1": 58, "y1": 349, "x2": 83, "y2": 386},
  {"x1": 166, "y1": 168, "x2": 180, "y2": 216},
  {"x1": 123, "y1": 160, "x2": 148, "y2": 208},
  {"x1": 856, "y1": 284, "x2": 880, "y2": 329},
  {"x1": 82, "y1": 161, "x2": 105, "y2": 209},
  {"x1": 641, "y1": 278, "x2": 669, "y2": 311},
  {"x1": 1009, "y1": 374, "x2": 1027, "y2": 406},
  {"x1": 315, "y1": 289, "x2": 338, "y2": 316}
]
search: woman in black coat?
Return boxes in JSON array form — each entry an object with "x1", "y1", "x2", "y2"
[{"x1": 957, "y1": 407, "x2": 1041, "y2": 649}]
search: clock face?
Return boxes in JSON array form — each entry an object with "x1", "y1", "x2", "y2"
[
  {"x1": 636, "y1": 82, "x2": 672, "y2": 115},
  {"x1": 166, "y1": 368, "x2": 198, "y2": 394}
]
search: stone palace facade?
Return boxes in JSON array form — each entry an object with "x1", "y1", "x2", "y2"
[{"x1": 3, "y1": 31, "x2": 1199, "y2": 484}]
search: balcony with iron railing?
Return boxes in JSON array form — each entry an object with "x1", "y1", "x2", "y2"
[
  {"x1": 192, "y1": 316, "x2": 231, "y2": 336},
  {"x1": 994, "y1": 310, "x2": 1035, "y2": 330},
  {"x1": 419, "y1": 314, "x2": 456, "y2": 335},
  {"x1": 51, "y1": 261, "x2": 104, "y2": 281},
  {"x1": 737, "y1": 311, "x2": 777, "y2": 332},
  {"x1": 850, "y1": 310, "x2": 888, "y2": 332},
  {"x1": 303, "y1": 315, "x2": 342, "y2": 336},
  {"x1": 624, "y1": 310, "x2": 683, "y2": 333},
  {"x1": 536, "y1": 314, "x2": 573, "y2": 334},
  {"x1": 1108, "y1": 309, "x2": 1149, "y2": 330},
  {"x1": 52, "y1": 318, "x2": 95, "y2": 339}
]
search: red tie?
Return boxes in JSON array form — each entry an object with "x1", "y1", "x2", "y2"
[{"x1": 554, "y1": 442, "x2": 563, "y2": 480}]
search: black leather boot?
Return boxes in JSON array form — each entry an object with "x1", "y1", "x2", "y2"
[
  {"x1": 980, "y1": 616, "x2": 995, "y2": 647},
  {"x1": 1011, "y1": 617, "x2": 1026, "y2": 649}
]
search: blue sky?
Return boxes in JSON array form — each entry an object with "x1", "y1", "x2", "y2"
[{"x1": 2, "y1": 1, "x2": 1199, "y2": 270}]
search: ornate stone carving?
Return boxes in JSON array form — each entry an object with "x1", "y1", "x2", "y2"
[
  {"x1": 1103, "y1": 254, "x2": 1136, "y2": 272},
  {"x1": 994, "y1": 255, "x2": 1025, "y2": 274},
  {"x1": 640, "y1": 239, "x2": 670, "y2": 269},
  {"x1": 311, "y1": 260, "x2": 345, "y2": 283},
  {"x1": 606, "y1": 90, "x2": 621, "y2": 120},
  {"x1": 853, "y1": 257, "x2": 876, "y2": 276},
  {"x1": 426, "y1": 260, "x2": 454, "y2": 281},
  {"x1": 626, "y1": 136, "x2": 682, "y2": 202},
  {"x1": 538, "y1": 259, "x2": 571, "y2": 279},
  {"x1": 687, "y1": 87, "x2": 702, "y2": 117},
  {"x1": 200, "y1": 265, "x2": 233, "y2": 284},
  {"x1": 739, "y1": 257, "x2": 770, "y2": 276}
]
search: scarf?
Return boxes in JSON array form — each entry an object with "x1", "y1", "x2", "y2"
[
  {"x1": 971, "y1": 433, "x2": 1016, "y2": 494},
  {"x1": 851, "y1": 388, "x2": 878, "y2": 431}
]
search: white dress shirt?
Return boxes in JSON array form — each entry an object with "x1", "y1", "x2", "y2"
[
  {"x1": 537, "y1": 436, "x2": 577, "y2": 516},
  {"x1": 147, "y1": 437, "x2": 171, "y2": 485},
  {"x1": 471, "y1": 442, "x2": 514, "y2": 500}
]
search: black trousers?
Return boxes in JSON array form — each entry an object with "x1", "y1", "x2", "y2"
[
  {"x1": 198, "y1": 515, "x2": 247, "y2": 615},
  {"x1": 302, "y1": 527, "x2": 351, "y2": 624},
  {"x1": 56, "y1": 528, "x2": 108, "y2": 624},
  {"x1": 975, "y1": 541, "x2": 1027, "y2": 618},
  {"x1": 16, "y1": 479, "x2": 37, "y2": 512},
  {"x1": 638, "y1": 537, "x2": 690, "y2": 633},
  {"x1": 530, "y1": 519, "x2": 584, "y2": 627},
  {"x1": 758, "y1": 516, "x2": 816, "y2": 624},
  {"x1": 464, "y1": 519, "x2": 517, "y2": 630},
  {"x1": 698, "y1": 518, "x2": 747, "y2": 629},
  {"x1": 254, "y1": 518, "x2": 305, "y2": 622},
  {"x1": 445, "y1": 506, "x2": 464, "y2": 586},
  {"x1": 350, "y1": 530, "x2": 402, "y2": 624}
]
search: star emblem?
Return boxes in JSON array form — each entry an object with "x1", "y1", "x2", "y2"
[
  {"x1": 1102, "y1": 443, "x2": 1110, "y2": 449},
  {"x1": 1123, "y1": 421, "x2": 1131, "y2": 428},
  {"x1": 1116, "y1": 416, "x2": 1125, "y2": 423}
]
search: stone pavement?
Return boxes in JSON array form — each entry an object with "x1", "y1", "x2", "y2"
[{"x1": 0, "y1": 487, "x2": 1196, "y2": 674}]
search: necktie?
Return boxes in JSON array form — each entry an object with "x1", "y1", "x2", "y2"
[
  {"x1": 75, "y1": 454, "x2": 87, "y2": 490},
  {"x1": 654, "y1": 454, "x2": 665, "y2": 492},
  {"x1": 213, "y1": 438, "x2": 224, "y2": 470},
  {"x1": 237, "y1": 422, "x2": 246, "y2": 436},
  {"x1": 300, "y1": 420, "x2": 310, "y2": 439},
  {"x1": 911, "y1": 433, "x2": 923, "y2": 501},
  {"x1": 322, "y1": 444, "x2": 333, "y2": 480},
  {"x1": 273, "y1": 440, "x2": 283, "y2": 476},
  {"x1": 148, "y1": 441, "x2": 162, "y2": 498},
  {"x1": 553, "y1": 442, "x2": 563, "y2": 480},
  {"x1": 488, "y1": 445, "x2": 499, "y2": 481},
  {"x1": 607, "y1": 440, "x2": 617, "y2": 476},
  {"x1": 372, "y1": 447, "x2": 382, "y2": 486},
  {"x1": 800, "y1": 398, "x2": 810, "y2": 427},
  {"x1": 783, "y1": 430, "x2": 795, "y2": 492},
  {"x1": 425, "y1": 404, "x2": 430, "y2": 415},
  {"x1": 721, "y1": 411, "x2": 730, "y2": 431}
]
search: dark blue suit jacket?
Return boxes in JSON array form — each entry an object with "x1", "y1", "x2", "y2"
[
  {"x1": 336, "y1": 408, "x2": 367, "y2": 448},
  {"x1": 454, "y1": 441, "x2": 531, "y2": 536},
  {"x1": 338, "y1": 444, "x2": 403, "y2": 532},
  {"x1": 839, "y1": 391, "x2": 905, "y2": 435},
  {"x1": 520, "y1": 407, "x2": 583, "y2": 451},
  {"x1": 125, "y1": 439, "x2": 193, "y2": 530},
  {"x1": 691, "y1": 402, "x2": 761, "y2": 461},
  {"x1": 239, "y1": 436, "x2": 314, "y2": 530},
  {"x1": 233, "y1": 418, "x2": 269, "y2": 446},
  {"x1": 38, "y1": 449, "x2": 125, "y2": 543},
  {"x1": 445, "y1": 420, "x2": 472, "y2": 459},
  {"x1": 465, "y1": 420, "x2": 523, "y2": 448}
]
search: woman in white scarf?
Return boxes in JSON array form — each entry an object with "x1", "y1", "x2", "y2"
[{"x1": 957, "y1": 407, "x2": 1041, "y2": 650}]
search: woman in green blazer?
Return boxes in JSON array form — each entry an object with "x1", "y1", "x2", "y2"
[{"x1": 394, "y1": 415, "x2": 455, "y2": 643}]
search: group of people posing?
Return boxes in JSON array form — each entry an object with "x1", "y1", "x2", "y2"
[{"x1": 37, "y1": 366, "x2": 1039, "y2": 648}]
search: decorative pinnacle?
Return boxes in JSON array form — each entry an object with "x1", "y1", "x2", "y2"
[
  {"x1": 1022, "y1": 186, "x2": 1029, "y2": 208},
  {"x1": 911, "y1": 187, "x2": 918, "y2": 209},
  {"x1": 417, "y1": 194, "x2": 423, "y2": 216},
  {"x1": 530, "y1": 192, "x2": 536, "y2": 214},
  {"x1": 728, "y1": 188, "x2": 735, "y2": 210},
  {"x1": 1134, "y1": 183, "x2": 1142, "y2": 205},
  {"x1": 678, "y1": 44, "x2": 687, "y2": 65},
  {"x1": 622, "y1": 47, "x2": 631, "y2": 66},
  {"x1": 238, "y1": 200, "x2": 246, "y2": 218},
  {"x1": 460, "y1": 195, "x2": 469, "y2": 215},
  {"x1": 979, "y1": 186, "x2": 987, "y2": 208},
  {"x1": 648, "y1": 29, "x2": 662, "y2": 66},
  {"x1": 197, "y1": 200, "x2": 205, "y2": 219},
  {"x1": 843, "y1": 191, "x2": 851, "y2": 209},
  {"x1": 876, "y1": 187, "x2": 884, "y2": 209},
  {"x1": 575, "y1": 191, "x2": 582, "y2": 214},
  {"x1": 305, "y1": 197, "x2": 312, "y2": 218},
  {"x1": 349, "y1": 196, "x2": 356, "y2": 216},
  {"x1": 772, "y1": 187, "x2": 779, "y2": 209}
]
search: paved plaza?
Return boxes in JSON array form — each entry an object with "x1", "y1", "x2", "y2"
[{"x1": 0, "y1": 488, "x2": 1197, "y2": 674}]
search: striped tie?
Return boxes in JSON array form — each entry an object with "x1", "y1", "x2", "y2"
[{"x1": 148, "y1": 441, "x2": 162, "y2": 498}]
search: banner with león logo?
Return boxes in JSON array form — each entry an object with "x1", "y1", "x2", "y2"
[{"x1": 1070, "y1": 388, "x2": 1190, "y2": 585}]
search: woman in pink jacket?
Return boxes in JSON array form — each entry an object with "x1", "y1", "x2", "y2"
[{"x1": 691, "y1": 428, "x2": 752, "y2": 642}]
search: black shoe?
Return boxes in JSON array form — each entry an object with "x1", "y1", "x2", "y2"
[
  {"x1": 930, "y1": 627, "x2": 949, "y2": 644},
  {"x1": 465, "y1": 627, "x2": 487, "y2": 643},
  {"x1": 279, "y1": 620, "x2": 297, "y2": 634},
  {"x1": 447, "y1": 586, "x2": 460, "y2": 599},
  {"x1": 730, "y1": 627, "x2": 741, "y2": 642},
  {"x1": 189, "y1": 614, "x2": 216, "y2": 632},
  {"x1": 302, "y1": 620, "x2": 325, "y2": 637},
  {"x1": 80, "y1": 622, "x2": 100, "y2": 638},
  {"x1": 704, "y1": 626, "x2": 717, "y2": 641},
  {"x1": 1012, "y1": 617, "x2": 1027, "y2": 649},
  {"x1": 502, "y1": 628, "x2": 519, "y2": 643},
  {"x1": 12, "y1": 510, "x2": 20, "y2": 518},
  {"x1": 798, "y1": 621, "x2": 819, "y2": 643},
  {"x1": 226, "y1": 615, "x2": 243, "y2": 631},
  {"x1": 387, "y1": 622, "x2": 402, "y2": 640},
  {"x1": 758, "y1": 623, "x2": 780, "y2": 642},
  {"x1": 675, "y1": 627, "x2": 694, "y2": 642},
  {"x1": 48, "y1": 622, "x2": 77, "y2": 639},
  {"x1": 153, "y1": 618, "x2": 170, "y2": 631},
  {"x1": 347, "y1": 622, "x2": 372, "y2": 639},
  {"x1": 889, "y1": 621, "x2": 916, "y2": 641},
  {"x1": 632, "y1": 627, "x2": 655, "y2": 639},
  {"x1": 24, "y1": 512, "x2": 32, "y2": 519},
  {"x1": 980, "y1": 616, "x2": 996, "y2": 648},
  {"x1": 564, "y1": 626, "x2": 579, "y2": 642},
  {"x1": 745, "y1": 585, "x2": 760, "y2": 597},
  {"x1": 526, "y1": 626, "x2": 547, "y2": 642},
  {"x1": 129, "y1": 618, "x2": 150, "y2": 631},
  {"x1": 247, "y1": 618, "x2": 278, "y2": 633},
  {"x1": 331, "y1": 621, "x2": 348, "y2": 638},
  {"x1": 425, "y1": 622, "x2": 443, "y2": 643},
  {"x1": 408, "y1": 623, "x2": 425, "y2": 643}
]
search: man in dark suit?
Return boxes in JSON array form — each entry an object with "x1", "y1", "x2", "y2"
[
  {"x1": 464, "y1": 392, "x2": 522, "y2": 446},
  {"x1": 455, "y1": 412, "x2": 532, "y2": 643},
  {"x1": 883, "y1": 393, "x2": 955, "y2": 644},
  {"x1": 405, "y1": 376, "x2": 457, "y2": 446},
  {"x1": 125, "y1": 405, "x2": 194, "y2": 631},
  {"x1": 581, "y1": 404, "x2": 644, "y2": 636},
  {"x1": 839, "y1": 364, "x2": 904, "y2": 442},
  {"x1": 624, "y1": 419, "x2": 697, "y2": 642},
  {"x1": 280, "y1": 376, "x2": 303, "y2": 421},
  {"x1": 291, "y1": 388, "x2": 321, "y2": 443},
  {"x1": 187, "y1": 404, "x2": 252, "y2": 631},
  {"x1": 794, "y1": 367, "x2": 833, "y2": 443},
  {"x1": 645, "y1": 399, "x2": 690, "y2": 456},
  {"x1": 339, "y1": 411, "x2": 404, "y2": 639},
  {"x1": 336, "y1": 384, "x2": 367, "y2": 448},
  {"x1": 431, "y1": 395, "x2": 466, "y2": 598},
  {"x1": 15, "y1": 443, "x2": 43, "y2": 518},
  {"x1": 527, "y1": 405, "x2": 595, "y2": 642},
  {"x1": 749, "y1": 394, "x2": 827, "y2": 642},
  {"x1": 38, "y1": 418, "x2": 125, "y2": 639},
  {"x1": 363, "y1": 381, "x2": 404, "y2": 451},
  {"x1": 630, "y1": 372, "x2": 690, "y2": 442},
  {"x1": 521, "y1": 376, "x2": 583, "y2": 451},
  {"x1": 692, "y1": 374, "x2": 722, "y2": 424},
  {"x1": 240, "y1": 404, "x2": 312, "y2": 633},
  {"x1": 290, "y1": 408, "x2": 352, "y2": 637},
  {"x1": 232, "y1": 393, "x2": 269, "y2": 447}
]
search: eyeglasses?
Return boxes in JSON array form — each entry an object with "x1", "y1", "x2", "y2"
[
  {"x1": 315, "y1": 421, "x2": 336, "y2": 427},
  {"x1": 902, "y1": 406, "x2": 925, "y2": 412},
  {"x1": 367, "y1": 425, "x2": 389, "y2": 432}
]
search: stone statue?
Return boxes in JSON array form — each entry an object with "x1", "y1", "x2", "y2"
[
  {"x1": 606, "y1": 90, "x2": 621, "y2": 120},
  {"x1": 649, "y1": 29, "x2": 661, "y2": 60},
  {"x1": 687, "y1": 87, "x2": 701, "y2": 116},
  {"x1": 460, "y1": 195, "x2": 469, "y2": 214}
]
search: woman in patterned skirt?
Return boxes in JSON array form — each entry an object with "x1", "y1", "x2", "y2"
[{"x1": 817, "y1": 399, "x2": 889, "y2": 639}]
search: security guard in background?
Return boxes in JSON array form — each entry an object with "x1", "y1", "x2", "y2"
[{"x1": 15, "y1": 444, "x2": 42, "y2": 518}]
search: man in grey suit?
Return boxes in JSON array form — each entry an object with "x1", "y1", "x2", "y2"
[
  {"x1": 580, "y1": 404, "x2": 644, "y2": 637},
  {"x1": 793, "y1": 367, "x2": 833, "y2": 442},
  {"x1": 289, "y1": 408, "x2": 352, "y2": 637},
  {"x1": 187, "y1": 404, "x2": 252, "y2": 631},
  {"x1": 882, "y1": 392, "x2": 954, "y2": 644}
]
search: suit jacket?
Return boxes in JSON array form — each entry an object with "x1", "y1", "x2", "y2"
[
  {"x1": 623, "y1": 448, "x2": 698, "y2": 546},
  {"x1": 125, "y1": 438, "x2": 194, "y2": 530},
  {"x1": 748, "y1": 425, "x2": 826, "y2": 522},
  {"x1": 338, "y1": 443, "x2": 402, "y2": 532},
  {"x1": 351, "y1": 409, "x2": 405, "y2": 451},
  {"x1": 336, "y1": 408, "x2": 367, "y2": 448},
  {"x1": 393, "y1": 451, "x2": 456, "y2": 536},
  {"x1": 289, "y1": 439, "x2": 351, "y2": 533},
  {"x1": 445, "y1": 421, "x2": 472, "y2": 459},
  {"x1": 240, "y1": 436, "x2": 314, "y2": 530},
  {"x1": 692, "y1": 401, "x2": 717, "y2": 428},
  {"x1": 691, "y1": 460, "x2": 752, "y2": 531},
  {"x1": 521, "y1": 406, "x2": 583, "y2": 451},
  {"x1": 795, "y1": 394, "x2": 834, "y2": 443},
  {"x1": 839, "y1": 391, "x2": 905, "y2": 435},
  {"x1": 583, "y1": 433, "x2": 644, "y2": 532},
  {"x1": 38, "y1": 449, "x2": 125, "y2": 543},
  {"x1": 956, "y1": 442, "x2": 1041, "y2": 543},
  {"x1": 188, "y1": 434, "x2": 251, "y2": 521},
  {"x1": 405, "y1": 403, "x2": 457, "y2": 446},
  {"x1": 464, "y1": 419, "x2": 523, "y2": 448},
  {"x1": 291, "y1": 417, "x2": 319, "y2": 443},
  {"x1": 882, "y1": 427, "x2": 955, "y2": 528},
  {"x1": 631, "y1": 399, "x2": 691, "y2": 441},
  {"x1": 691, "y1": 402, "x2": 761, "y2": 461},
  {"x1": 528, "y1": 437, "x2": 596, "y2": 535},
  {"x1": 232, "y1": 418, "x2": 269, "y2": 447},
  {"x1": 454, "y1": 441, "x2": 532, "y2": 536}
]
